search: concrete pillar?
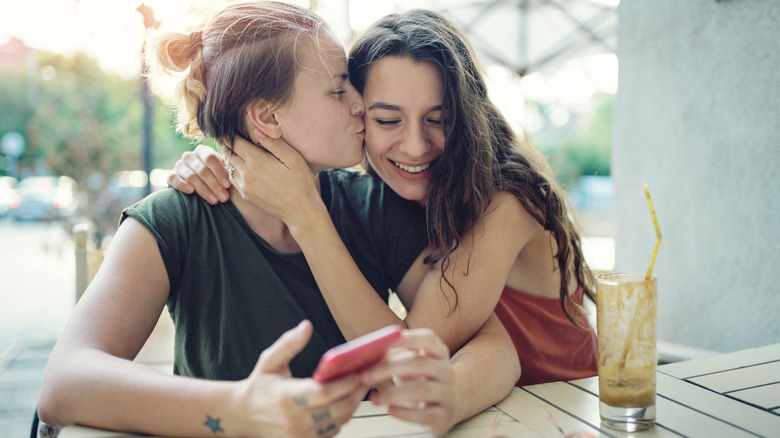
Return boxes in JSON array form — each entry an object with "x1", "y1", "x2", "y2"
[{"x1": 613, "y1": 0, "x2": 780, "y2": 352}]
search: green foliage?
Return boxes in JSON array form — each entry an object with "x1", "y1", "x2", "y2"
[
  {"x1": 534, "y1": 93, "x2": 613, "y2": 190},
  {"x1": 0, "y1": 50, "x2": 195, "y2": 180},
  {"x1": 0, "y1": 68, "x2": 34, "y2": 139},
  {"x1": 0, "y1": 49, "x2": 199, "y2": 238}
]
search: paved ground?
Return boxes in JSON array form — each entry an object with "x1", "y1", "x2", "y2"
[
  {"x1": 0, "y1": 340, "x2": 53, "y2": 438},
  {"x1": 0, "y1": 218, "x2": 73, "y2": 438}
]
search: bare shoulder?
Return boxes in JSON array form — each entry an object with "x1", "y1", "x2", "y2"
[{"x1": 483, "y1": 191, "x2": 541, "y2": 231}]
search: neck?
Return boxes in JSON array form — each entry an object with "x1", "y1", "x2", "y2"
[{"x1": 230, "y1": 186, "x2": 300, "y2": 253}]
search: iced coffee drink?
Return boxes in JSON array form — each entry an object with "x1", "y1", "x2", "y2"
[{"x1": 596, "y1": 273, "x2": 657, "y2": 432}]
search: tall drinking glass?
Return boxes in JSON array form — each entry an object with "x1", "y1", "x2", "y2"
[{"x1": 596, "y1": 273, "x2": 657, "y2": 432}]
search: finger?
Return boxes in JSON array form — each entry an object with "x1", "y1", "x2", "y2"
[
  {"x1": 302, "y1": 375, "x2": 364, "y2": 409},
  {"x1": 228, "y1": 136, "x2": 278, "y2": 181},
  {"x1": 392, "y1": 329, "x2": 450, "y2": 359},
  {"x1": 370, "y1": 378, "x2": 445, "y2": 408},
  {"x1": 167, "y1": 173, "x2": 194, "y2": 194},
  {"x1": 363, "y1": 354, "x2": 450, "y2": 386},
  {"x1": 227, "y1": 135, "x2": 288, "y2": 193},
  {"x1": 257, "y1": 320, "x2": 313, "y2": 375},
  {"x1": 315, "y1": 422, "x2": 340, "y2": 438},
  {"x1": 185, "y1": 148, "x2": 230, "y2": 202},
  {"x1": 194, "y1": 144, "x2": 232, "y2": 190},
  {"x1": 172, "y1": 158, "x2": 220, "y2": 205},
  {"x1": 308, "y1": 383, "x2": 366, "y2": 425},
  {"x1": 387, "y1": 403, "x2": 445, "y2": 429},
  {"x1": 230, "y1": 134, "x2": 279, "y2": 169},
  {"x1": 250, "y1": 128, "x2": 306, "y2": 167},
  {"x1": 254, "y1": 132, "x2": 292, "y2": 162},
  {"x1": 278, "y1": 383, "x2": 361, "y2": 438},
  {"x1": 311, "y1": 386, "x2": 366, "y2": 438},
  {"x1": 226, "y1": 137, "x2": 251, "y2": 168}
]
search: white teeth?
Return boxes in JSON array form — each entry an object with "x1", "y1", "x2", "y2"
[{"x1": 393, "y1": 161, "x2": 431, "y2": 173}]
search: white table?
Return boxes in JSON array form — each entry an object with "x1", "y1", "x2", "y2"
[
  {"x1": 59, "y1": 343, "x2": 780, "y2": 438},
  {"x1": 512, "y1": 342, "x2": 780, "y2": 438}
]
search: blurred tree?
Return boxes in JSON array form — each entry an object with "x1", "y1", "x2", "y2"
[
  {"x1": 535, "y1": 93, "x2": 613, "y2": 190},
  {"x1": 26, "y1": 52, "x2": 139, "y2": 183},
  {"x1": 0, "y1": 67, "x2": 34, "y2": 178},
  {"x1": 0, "y1": 49, "x2": 196, "y2": 239},
  {"x1": 24, "y1": 51, "x2": 193, "y2": 182}
]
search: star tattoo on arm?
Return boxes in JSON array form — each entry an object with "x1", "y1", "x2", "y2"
[{"x1": 204, "y1": 415, "x2": 224, "y2": 434}]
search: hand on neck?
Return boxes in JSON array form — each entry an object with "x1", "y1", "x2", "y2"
[{"x1": 229, "y1": 186, "x2": 302, "y2": 254}]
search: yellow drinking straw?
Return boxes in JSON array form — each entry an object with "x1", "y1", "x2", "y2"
[{"x1": 644, "y1": 184, "x2": 662, "y2": 279}]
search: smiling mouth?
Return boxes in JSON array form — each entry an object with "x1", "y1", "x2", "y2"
[{"x1": 391, "y1": 160, "x2": 433, "y2": 173}]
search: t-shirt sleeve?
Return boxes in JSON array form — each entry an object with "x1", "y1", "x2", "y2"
[{"x1": 119, "y1": 188, "x2": 190, "y2": 300}]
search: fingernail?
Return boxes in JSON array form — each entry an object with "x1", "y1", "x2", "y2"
[
  {"x1": 222, "y1": 179, "x2": 230, "y2": 188},
  {"x1": 218, "y1": 191, "x2": 229, "y2": 202},
  {"x1": 255, "y1": 128, "x2": 267, "y2": 139},
  {"x1": 208, "y1": 195, "x2": 218, "y2": 205}
]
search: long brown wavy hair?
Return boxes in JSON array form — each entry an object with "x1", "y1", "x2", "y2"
[{"x1": 348, "y1": 9, "x2": 595, "y2": 326}]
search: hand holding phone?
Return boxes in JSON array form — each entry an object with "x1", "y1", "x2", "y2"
[{"x1": 312, "y1": 325, "x2": 403, "y2": 382}]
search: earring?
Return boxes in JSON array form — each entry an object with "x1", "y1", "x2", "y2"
[{"x1": 355, "y1": 106, "x2": 363, "y2": 117}]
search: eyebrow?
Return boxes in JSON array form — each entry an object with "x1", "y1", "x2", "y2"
[
  {"x1": 332, "y1": 73, "x2": 348, "y2": 81},
  {"x1": 368, "y1": 102, "x2": 443, "y2": 113}
]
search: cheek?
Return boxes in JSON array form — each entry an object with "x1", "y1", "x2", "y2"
[
  {"x1": 435, "y1": 140, "x2": 446, "y2": 155},
  {"x1": 330, "y1": 96, "x2": 353, "y2": 118},
  {"x1": 364, "y1": 131, "x2": 384, "y2": 162},
  {"x1": 431, "y1": 131, "x2": 446, "y2": 154},
  {"x1": 364, "y1": 145, "x2": 382, "y2": 172}
]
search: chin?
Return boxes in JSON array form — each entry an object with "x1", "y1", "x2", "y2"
[
  {"x1": 394, "y1": 186, "x2": 427, "y2": 203},
  {"x1": 343, "y1": 156, "x2": 365, "y2": 169}
]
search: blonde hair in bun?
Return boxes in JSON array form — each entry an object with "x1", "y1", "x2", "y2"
[
  {"x1": 148, "y1": 1, "x2": 327, "y2": 146},
  {"x1": 151, "y1": 29, "x2": 206, "y2": 137}
]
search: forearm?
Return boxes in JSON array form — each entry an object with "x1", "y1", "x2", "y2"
[
  {"x1": 39, "y1": 349, "x2": 241, "y2": 437},
  {"x1": 449, "y1": 314, "x2": 520, "y2": 424},
  {"x1": 290, "y1": 202, "x2": 407, "y2": 340}
]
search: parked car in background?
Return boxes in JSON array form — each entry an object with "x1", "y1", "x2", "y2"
[
  {"x1": 0, "y1": 176, "x2": 19, "y2": 217},
  {"x1": 10, "y1": 175, "x2": 79, "y2": 221}
]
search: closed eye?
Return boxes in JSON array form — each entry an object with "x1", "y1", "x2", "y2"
[{"x1": 375, "y1": 119, "x2": 400, "y2": 126}]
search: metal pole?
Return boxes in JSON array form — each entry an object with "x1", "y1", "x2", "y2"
[
  {"x1": 141, "y1": 47, "x2": 153, "y2": 197},
  {"x1": 137, "y1": 3, "x2": 159, "y2": 197}
]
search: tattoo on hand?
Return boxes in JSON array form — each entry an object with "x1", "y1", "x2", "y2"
[
  {"x1": 317, "y1": 423, "x2": 337, "y2": 436},
  {"x1": 203, "y1": 415, "x2": 224, "y2": 434},
  {"x1": 293, "y1": 395, "x2": 308, "y2": 406},
  {"x1": 311, "y1": 409, "x2": 331, "y2": 422}
]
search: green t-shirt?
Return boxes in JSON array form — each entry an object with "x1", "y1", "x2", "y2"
[{"x1": 121, "y1": 169, "x2": 427, "y2": 381}]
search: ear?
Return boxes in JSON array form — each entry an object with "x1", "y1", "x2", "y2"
[{"x1": 245, "y1": 100, "x2": 282, "y2": 141}]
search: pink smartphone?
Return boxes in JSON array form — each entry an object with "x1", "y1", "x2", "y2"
[{"x1": 312, "y1": 325, "x2": 403, "y2": 382}]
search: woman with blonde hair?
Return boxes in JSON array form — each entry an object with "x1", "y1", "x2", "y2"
[{"x1": 38, "y1": 3, "x2": 519, "y2": 437}]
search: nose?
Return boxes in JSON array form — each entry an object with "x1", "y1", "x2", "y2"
[{"x1": 398, "y1": 121, "x2": 430, "y2": 158}]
